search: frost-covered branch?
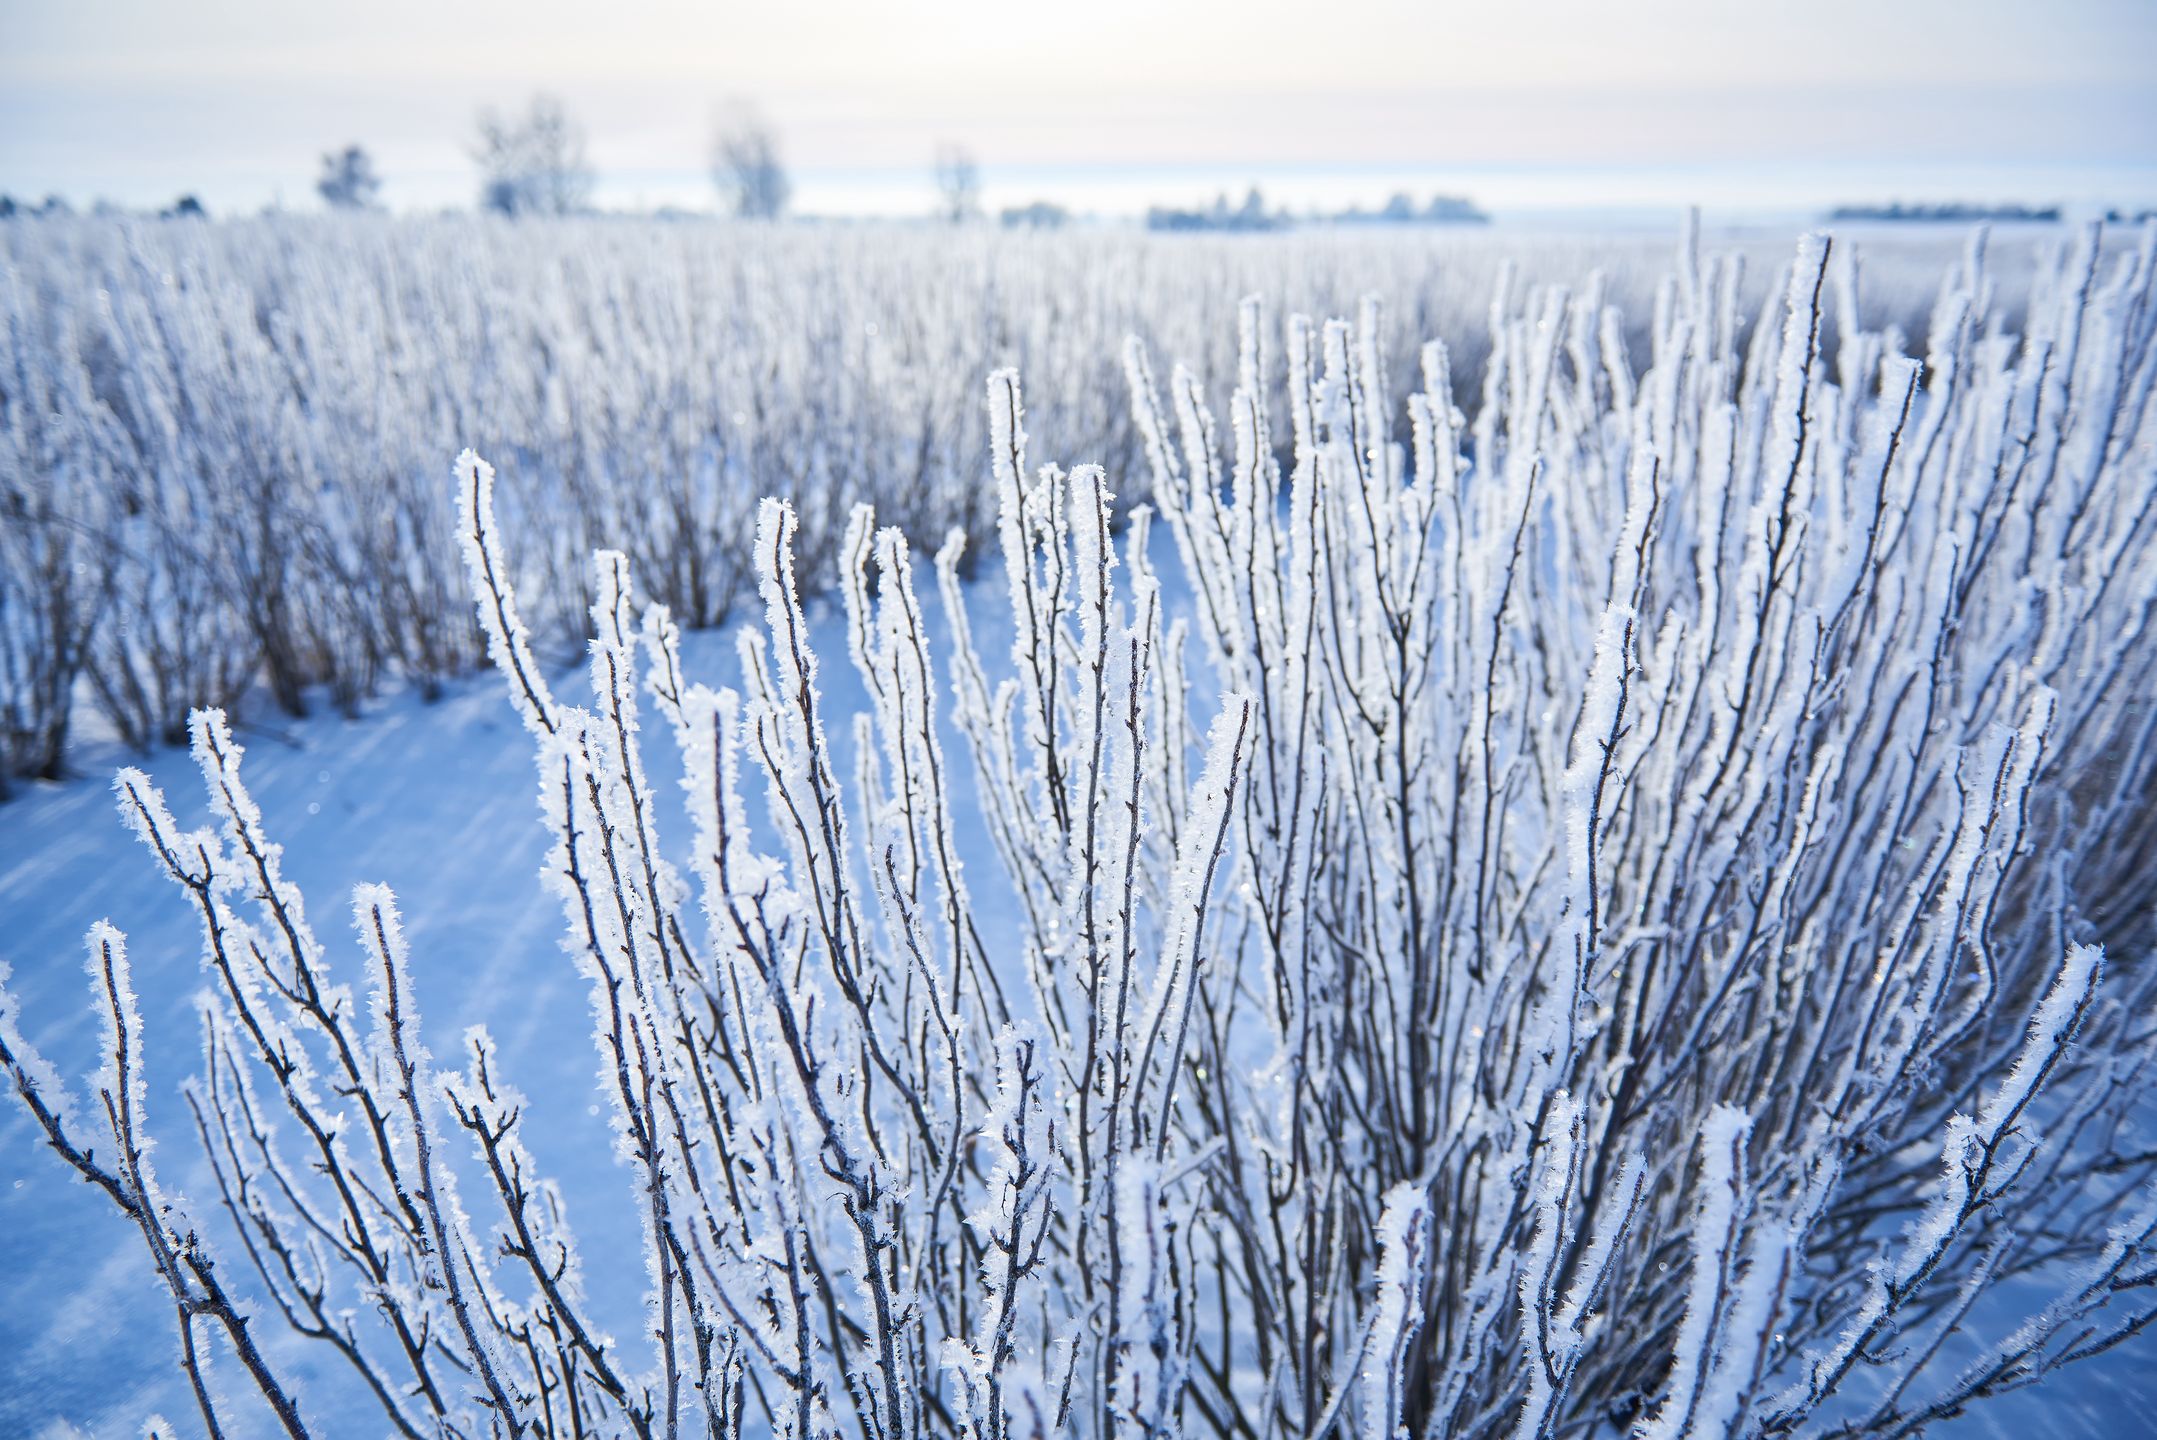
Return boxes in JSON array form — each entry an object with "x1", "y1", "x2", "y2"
[{"x1": 9, "y1": 223, "x2": 2157, "y2": 1440}]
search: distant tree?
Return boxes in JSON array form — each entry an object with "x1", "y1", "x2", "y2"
[
  {"x1": 711, "y1": 106, "x2": 790, "y2": 220},
  {"x1": 1144, "y1": 186, "x2": 1288, "y2": 233},
  {"x1": 1327, "y1": 192, "x2": 1491, "y2": 227},
  {"x1": 475, "y1": 95, "x2": 593, "y2": 217},
  {"x1": 934, "y1": 143, "x2": 980, "y2": 224},
  {"x1": 317, "y1": 144, "x2": 383, "y2": 211},
  {"x1": 1423, "y1": 193, "x2": 1489, "y2": 223},
  {"x1": 0, "y1": 196, "x2": 16, "y2": 220},
  {"x1": 1000, "y1": 199, "x2": 1069, "y2": 230},
  {"x1": 161, "y1": 195, "x2": 206, "y2": 220},
  {"x1": 36, "y1": 195, "x2": 72, "y2": 218}
]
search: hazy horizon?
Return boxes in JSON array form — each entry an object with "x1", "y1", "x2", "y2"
[{"x1": 5, "y1": 0, "x2": 2155, "y2": 218}]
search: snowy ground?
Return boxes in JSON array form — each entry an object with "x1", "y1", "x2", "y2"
[
  {"x1": 1, "y1": 580, "x2": 1001, "y2": 1436},
  {"x1": 3, "y1": 649, "x2": 619, "y2": 1434}
]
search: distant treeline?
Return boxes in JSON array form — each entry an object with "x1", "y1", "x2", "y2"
[
  {"x1": 1148, "y1": 188, "x2": 1489, "y2": 233},
  {"x1": 1826, "y1": 201, "x2": 2062, "y2": 223},
  {"x1": 0, "y1": 193, "x2": 207, "y2": 220}
]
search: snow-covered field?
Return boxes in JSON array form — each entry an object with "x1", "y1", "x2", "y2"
[
  {"x1": 5, "y1": 217, "x2": 2156, "y2": 1439},
  {"x1": 0, "y1": 217, "x2": 2058, "y2": 789}
]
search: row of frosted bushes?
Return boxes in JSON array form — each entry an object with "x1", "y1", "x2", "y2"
[{"x1": 0, "y1": 215, "x2": 2000, "y2": 793}]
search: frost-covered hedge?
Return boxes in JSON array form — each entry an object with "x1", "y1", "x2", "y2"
[
  {"x1": 0, "y1": 215, "x2": 1990, "y2": 794},
  {"x1": 6, "y1": 223, "x2": 2157, "y2": 1439}
]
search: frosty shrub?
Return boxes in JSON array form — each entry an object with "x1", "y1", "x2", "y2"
[
  {"x1": 6, "y1": 225, "x2": 2157, "y2": 1439},
  {"x1": 1, "y1": 216, "x2": 2003, "y2": 787}
]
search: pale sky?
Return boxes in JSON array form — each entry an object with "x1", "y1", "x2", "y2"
[{"x1": 3, "y1": 0, "x2": 2154, "y2": 217}]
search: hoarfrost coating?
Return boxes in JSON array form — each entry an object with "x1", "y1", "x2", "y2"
[
  {"x1": 4, "y1": 219, "x2": 2156, "y2": 1440},
  {"x1": 0, "y1": 217, "x2": 2071, "y2": 795}
]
